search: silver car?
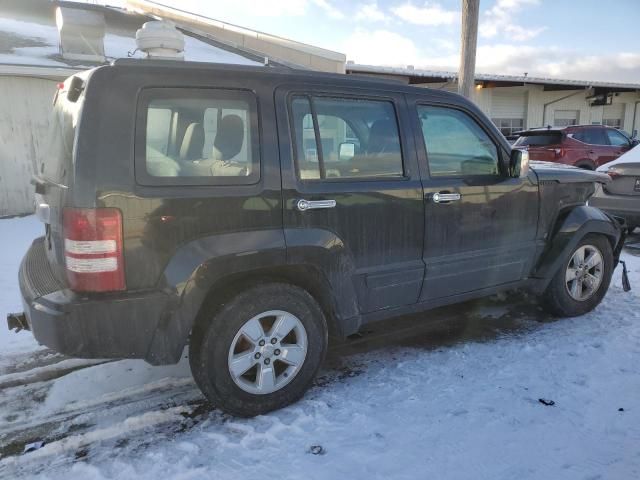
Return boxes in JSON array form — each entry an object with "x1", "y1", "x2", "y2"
[{"x1": 591, "y1": 145, "x2": 640, "y2": 230}]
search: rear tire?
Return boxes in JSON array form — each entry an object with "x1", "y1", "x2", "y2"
[
  {"x1": 541, "y1": 234, "x2": 613, "y2": 317},
  {"x1": 189, "y1": 283, "x2": 328, "y2": 417}
]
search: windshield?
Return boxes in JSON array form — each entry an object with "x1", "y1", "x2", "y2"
[{"x1": 514, "y1": 132, "x2": 562, "y2": 147}]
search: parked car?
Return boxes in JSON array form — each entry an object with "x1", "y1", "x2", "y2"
[
  {"x1": 8, "y1": 60, "x2": 626, "y2": 416},
  {"x1": 591, "y1": 145, "x2": 640, "y2": 230},
  {"x1": 513, "y1": 125, "x2": 638, "y2": 170}
]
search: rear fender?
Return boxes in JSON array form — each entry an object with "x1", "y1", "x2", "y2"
[
  {"x1": 145, "y1": 228, "x2": 361, "y2": 364},
  {"x1": 531, "y1": 205, "x2": 623, "y2": 292},
  {"x1": 145, "y1": 229, "x2": 286, "y2": 364}
]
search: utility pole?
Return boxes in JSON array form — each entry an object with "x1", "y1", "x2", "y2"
[{"x1": 458, "y1": 0, "x2": 480, "y2": 99}]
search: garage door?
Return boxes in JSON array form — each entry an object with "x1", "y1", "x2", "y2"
[
  {"x1": 603, "y1": 103, "x2": 625, "y2": 129},
  {"x1": 491, "y1": 90, "x2": 527, "y2": 136},
  {"x1": 0, "y1": 76, "x2": 57, "y2": 216}
]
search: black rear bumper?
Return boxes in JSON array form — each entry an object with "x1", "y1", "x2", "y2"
[{"x1": 12, "y1": 237, "x2": 181, "y2": 365}]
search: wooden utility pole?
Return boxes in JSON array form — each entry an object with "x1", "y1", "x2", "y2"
[{"x1": 458, "y1": 0, "x2": 480, "y2": 98}]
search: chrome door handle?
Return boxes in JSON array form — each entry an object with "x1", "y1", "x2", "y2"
[
  {"x1": 431, "y1": 192, "x2": 461, "y2": 204},
  {"x1": 296, "y1": 199, "x2": 337, "y2": 211}
]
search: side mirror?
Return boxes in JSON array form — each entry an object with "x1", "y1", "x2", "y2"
[
  {"x1": 339, "y1": 142, "x2": 356, "y2": 161},
  {"x1": 510, "y1": 149, "x2": 529, "y2": 178}
]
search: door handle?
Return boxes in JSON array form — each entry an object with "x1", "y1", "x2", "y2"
[
  {"x1": 296, "y1": 199, "x2": 337, "y2": 211},
  {"x1": 430, "y1": 192, "x2": 461, "y2": 204}
]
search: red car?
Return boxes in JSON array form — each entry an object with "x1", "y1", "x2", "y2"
[{"x1": 513, "y1": 125, "x2": 638, "y2": 169}]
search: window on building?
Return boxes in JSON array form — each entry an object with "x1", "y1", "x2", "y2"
[
  {"x1": 419, "y1": 105, "x2": 500, "y2": 177},
  {"x1": 554, "y1": 110, "x2": 579, "y2": 127},
  {"x1": 291, "y1": 96, "x2": 404, "y2": 180},
  {"x1": 602, "y1": 118, "x2": 622, "y2": 128},
  {"x1": 138, "y1": 89, "x2": 259, "y2": 185},
  {"x1": 491, "y1": 118, "x2": 525, "y2": 137}
]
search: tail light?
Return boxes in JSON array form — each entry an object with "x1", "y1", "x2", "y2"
[
  {"x1": 63, "y1": 208, "x2": 126, "y2": 292},
  {"x1": 606, "y1": 169, "x2": 621, "y2": 180}
]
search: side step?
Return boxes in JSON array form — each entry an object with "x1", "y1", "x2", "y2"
[{"x1": 7, "y1": 313, "x2": 30, "y2": 332}]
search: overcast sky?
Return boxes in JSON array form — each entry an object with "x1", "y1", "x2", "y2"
[{"x1": 164, "y1": 0, "x2": 640, "y2": 83}]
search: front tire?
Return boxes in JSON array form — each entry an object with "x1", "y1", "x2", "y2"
[
  {"x1": 541, "y1": 234, "x2": 614, "y2": 317},
  {"x1": 189, "y1": 283, "x2": 328, "y2": 417}
]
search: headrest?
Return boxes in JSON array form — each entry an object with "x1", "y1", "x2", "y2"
[
  {"x1": 367, "y1": 119, "x2": 400, "y2": 154},
  {"x1": 213, "y1": 114, "x2": 245, "y2": 161}
]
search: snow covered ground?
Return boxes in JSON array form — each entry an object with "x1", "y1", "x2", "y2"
[{"x1": 1, "y1": 215, "x2": 639, "y2": 479}]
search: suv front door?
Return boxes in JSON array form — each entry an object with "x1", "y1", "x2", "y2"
[
  {"x1": 276, "y1": 87, "x2": 425, "y2": 315},
  {"x1": 410, "y1": 99, "x2": 539, "y2": 302}
]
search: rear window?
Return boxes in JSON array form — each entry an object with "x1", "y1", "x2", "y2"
[
  {"x1": 136, "y1": 88, "x2": 260, "y2": 186},
  {"x1": 514, "y1": 132, "x2": 562, "y2": 147}
]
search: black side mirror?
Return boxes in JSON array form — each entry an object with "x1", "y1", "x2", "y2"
[{"x1": 510, "y1": 149, "x2": 529, "y2": 178}]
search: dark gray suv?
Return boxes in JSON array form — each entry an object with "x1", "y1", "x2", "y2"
[{"x1": 8, "y1": 60, "x2": 626, "y2": 416}]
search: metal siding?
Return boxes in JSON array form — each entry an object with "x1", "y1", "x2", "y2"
[
  {"x1": 603, "y1": 103, "x2": 625, "y2": 120},
  {"x1": 491, "y1": 90, "x2": 527, "y2": 118},
  {"x1": 0, "y1": 77, "x2": 57, "y2": 216}
]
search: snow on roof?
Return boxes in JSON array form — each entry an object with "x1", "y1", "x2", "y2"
[
  {"x1": 0, "y1": 5, "x2": 261, "y2": 71},
  {"x1": 348, "y1": 63, "x2": 640, "y2": 91}
]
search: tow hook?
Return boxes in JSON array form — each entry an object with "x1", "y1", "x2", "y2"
[
  {"x1": 7, "y1": 313, "x2": 29, "y2": 332},
  {"x1": 619, "y1": 261, "x2": 631, "y2": 292}
]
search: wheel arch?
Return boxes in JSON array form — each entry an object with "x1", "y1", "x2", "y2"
[
  {"x1": 531, "y1": 205, "x2": 623, "y2": 293},
  {"x1": 190, "y1": 264, "x2": 348, "y2": 344}
]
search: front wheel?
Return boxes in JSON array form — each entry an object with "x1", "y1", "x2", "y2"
[
  {"x1": 541, "y1": 234, "x2": 614, "y2": 317},
  {"x1": 189, "y1": 283, "x2": 328, "y2": 417}
]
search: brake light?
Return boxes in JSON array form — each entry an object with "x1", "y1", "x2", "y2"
[
  {"x1": 606, "y1": 169, "x2": 621, "y2": 180},
  {"x1": 63, "y1": 208, "x2": 126, "y2": 292}
]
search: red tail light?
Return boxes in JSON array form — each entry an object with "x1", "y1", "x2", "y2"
[
  {"x1": 63, "y1": 208, "x2": 126, "y2": 292},
  {"x1": 606, "y1": 169, "x2": 621, "y2": 179}
]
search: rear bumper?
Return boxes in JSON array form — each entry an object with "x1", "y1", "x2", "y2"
[{"x1": 12, "y1": 237, "x2": 181, "y2": 365}]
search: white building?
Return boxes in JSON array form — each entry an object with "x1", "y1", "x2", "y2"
[
  {"x1": 347, "y1": 64, "x2": 640, "y2": 139},
  {"x1": 2, "y1": 1, "x2": 639, "y2": 216},
  {"x1": 0, "y1": 0, "x2": 344, "y2": 216}
]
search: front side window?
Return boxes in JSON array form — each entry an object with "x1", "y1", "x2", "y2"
[
  {"x1": 138, "y1": 89, "x2": 259, "y2": 185},
  {"x1": 418, "y1": 106, "x2": 500, "y2": 177},
  {"x1": 606, "y1": 129, "x2": 630, "y2": 147},
  {"x1": 290, "y1": 95, "x2": 404, "y2": 180}
]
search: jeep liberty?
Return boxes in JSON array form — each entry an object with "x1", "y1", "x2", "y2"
[{"x1": 8, "y1": 60, "x2": 626, "y2": 416}]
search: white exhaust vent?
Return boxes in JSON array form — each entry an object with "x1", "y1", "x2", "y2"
[
  {"x1": 135, "y1": 21, "x2": 185, "y2": 60},
  {"x1": 56, "y1": 6, "x2": 106, "y2": 63}
]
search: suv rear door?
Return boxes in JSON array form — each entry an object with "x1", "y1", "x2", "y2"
[
  {"x1": 409, "y1": 97, "x2": 539, "y2": 301},
  {"x1": 275, "y1": 85, "x2": 425, "y2": 314}
]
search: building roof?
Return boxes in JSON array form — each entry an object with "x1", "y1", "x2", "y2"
[
  {"x1": 347, "y1": 63, "x2": 640, "y2": 92},
  {"x1": 0, "y1": 0, "x2": 263, "y2": 77}
]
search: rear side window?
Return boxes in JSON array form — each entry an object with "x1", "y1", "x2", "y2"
[
  {"x1": 571, "y1": 128, "x2": 608, "y2": 145},
  {"x1": 514, "y1": 133, "x2": 562, "y2": 146},
  {"x1": 136, "y1": 88, "x2": 259, "y2": 186},
  {"x1": 290, "y1": 95, "x2": 404, "y2": 180}
]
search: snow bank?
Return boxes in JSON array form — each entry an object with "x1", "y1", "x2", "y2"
[{"x1": 0, "y1": 216, "x2": 43, "y2": 357}]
